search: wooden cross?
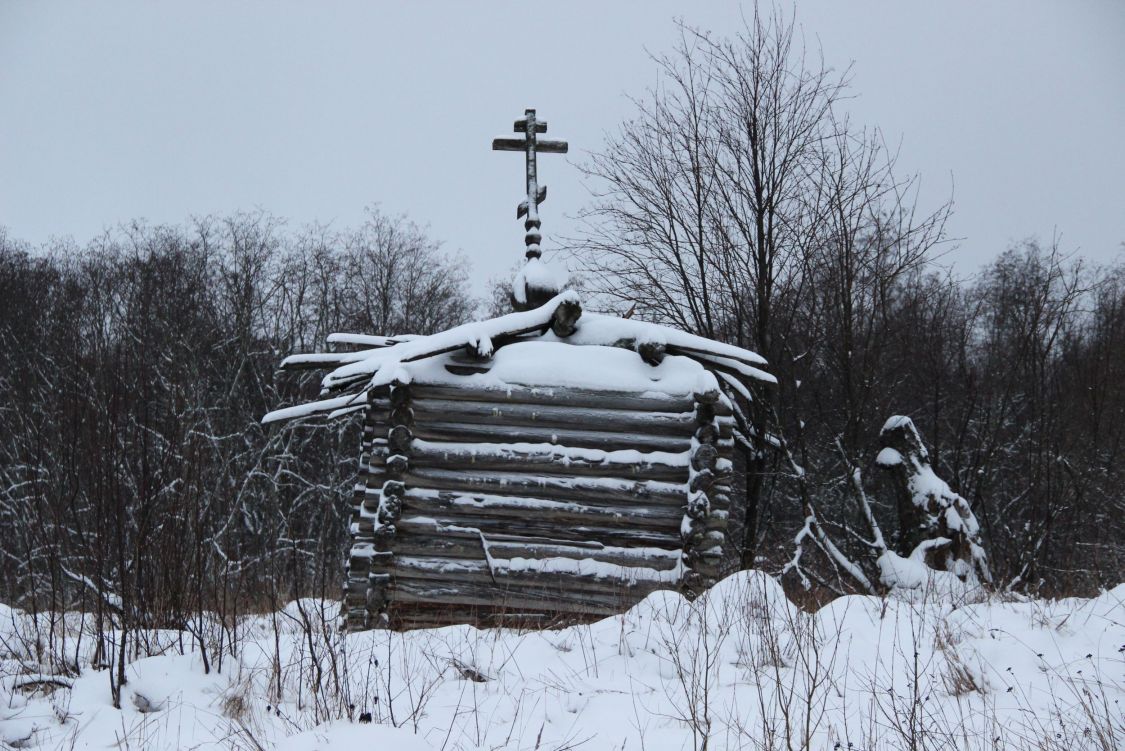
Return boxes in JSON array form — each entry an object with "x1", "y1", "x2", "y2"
[{"x1": 492, "y1": 109, "x2": 568, "y2": 259}]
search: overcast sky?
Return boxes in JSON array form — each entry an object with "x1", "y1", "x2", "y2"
[{"x1": 2, "y1": 1, "x2": 1123, "y2": 295}]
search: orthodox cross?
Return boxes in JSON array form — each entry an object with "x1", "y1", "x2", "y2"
[{"x1": 492, "y1": 109, "x2": 568, "y2": 260}]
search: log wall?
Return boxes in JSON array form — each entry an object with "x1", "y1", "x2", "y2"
[{"x1": 344, "y1": 375, "x2": 737, "y2": 631}]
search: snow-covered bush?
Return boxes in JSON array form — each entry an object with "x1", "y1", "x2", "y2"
[{"x1": 877, "y1": 415, "x2": 992, "y2": 591}]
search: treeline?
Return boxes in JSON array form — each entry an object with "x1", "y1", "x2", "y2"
[
  {"x1": 0, "y1": 212, "x2": 474, "y2": 637},
  {"x1": 1, "y1": 13, "x2": 1121, "y2": 631},
  {"x1": 571, "y1": 9, "x2": 1125, "y2": 595},
  {"x1": 768, "y1": 240, "x2": 1125, "y2": 595}
]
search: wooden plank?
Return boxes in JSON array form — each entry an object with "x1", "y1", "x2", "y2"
[
  {"x1": 536, "y1": 139, "x2": 569, "y2": 153},
  {"x1": 513, "y1": 118, "x2": 548, "y2": 133},
  {"x1": 492, "y1": 136, "x2": 526, "y2": 151},
  {"x1": 491, "y1": 137, "x2": 568, "y2": 154}
]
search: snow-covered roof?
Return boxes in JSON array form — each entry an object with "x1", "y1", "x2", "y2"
[
  {"x1": 405, "y1": 341, "x2": 717, "y2": 395},
  {"x1": 264, "y1": 292, "x2": 773, "y2": 424}
]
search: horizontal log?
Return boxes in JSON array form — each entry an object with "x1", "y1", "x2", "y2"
[
  {"x1": 407, "y1": 382, "x2": 697, "y2": 412},
  {"x1": 389, "y1": 602, "x2": 622, "y2": 630},
  {"x1": 362, "y1": 426, "x2": 390, "y2": 444},
  {"x1": 408, "y1": 398, "x2": 696, "y2": 436},
  {"x1": 388, "y1": 425, "x2": 413, "y2": 453},
  {"x1": 392, "y1": 554, "x2": 679, "y2": 584},
  {"x1": 388, "y1": 523, "x2": 622, "y2": 550},
  {"x1": 690, "y1": 470, "x2": 715, "y2": 493},
  {"x1": 386, "y1": 585, "x2": 655, "y2": 618},
  {"x1": 691, "y1": 444, "x2": 719, "y2": 471},
  {"x1": 411, "y1": 420, "x2": 692, "y2": 453},
  {"x1": 406, "y1": 468, "x2": 687, "y2": 507},
  {"x1": 392, "y1": 440, "x2": 689, "y2": 483},
  {"x1": 389, "y1": 581, "x2": 630, "y2": 616},
  {"x1": 384, "y1": 534, "x2": 488, "y2": 562},
  {"x1": 398, "y1": 512, "x2": 683, "y2": 549},
  {"x1": 390, "y1": 405, "x2": 415, "y2": 426},
  {"x1": 388, "y1": 569, "x2": 665, "y2": 613},
  {"x1": 709, "y1": 490, "x2": 732, "y2": 509},
  {"x1": 388, "y1": 533, "x2": 682, "y2": 570},
  {"x1": 329, "y1": 332, "x2": 419, "y2": 348},
  {"x1": 359, "y1": 478, "x2": 386, "y2": 506},
  {"x1": 388, "y1": 560, "x2": 681, "y2": 600},
  {"x1": 400, "y1": 488, "x2": 684, "y2": 527},
  {"x1": 389, "y1": 610, "x2": 566, "y2": 631}
]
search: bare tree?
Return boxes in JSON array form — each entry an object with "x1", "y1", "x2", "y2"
[
  {"x1": 572, "y1": 8, "x2": 856, "y2": 571},
  {"x1": 571, "y1": 9, "x2": 951, "y2": 588}
]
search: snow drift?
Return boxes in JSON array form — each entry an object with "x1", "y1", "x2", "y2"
[{"x1": 1, "y1": 572, "x2": 1121, "y2": 749}]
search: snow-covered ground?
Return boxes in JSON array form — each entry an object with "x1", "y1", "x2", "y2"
[{"x1": 2, "y1": 572, "x2": 1122, "y2": 750}]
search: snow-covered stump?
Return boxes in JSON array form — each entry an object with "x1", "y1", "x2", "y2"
[{"x1": 876, "y1": 416, "x2": 992, "y2": 587}]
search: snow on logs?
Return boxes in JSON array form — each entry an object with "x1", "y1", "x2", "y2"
[{"x1": 265, "y1": 293, "x2": 765, "y2": 630}]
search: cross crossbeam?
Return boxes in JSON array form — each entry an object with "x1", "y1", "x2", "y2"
[{"x1": 492, "y1": 108, "x2": 568, "y2": 259}]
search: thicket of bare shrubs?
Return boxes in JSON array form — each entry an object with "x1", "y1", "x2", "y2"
[
  {"x1": 0, "y1": 211, "x2": 473, "y2": 704},
  {"x1": 570, "y1": 8, "x2": 1125, "y2": 597}
]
